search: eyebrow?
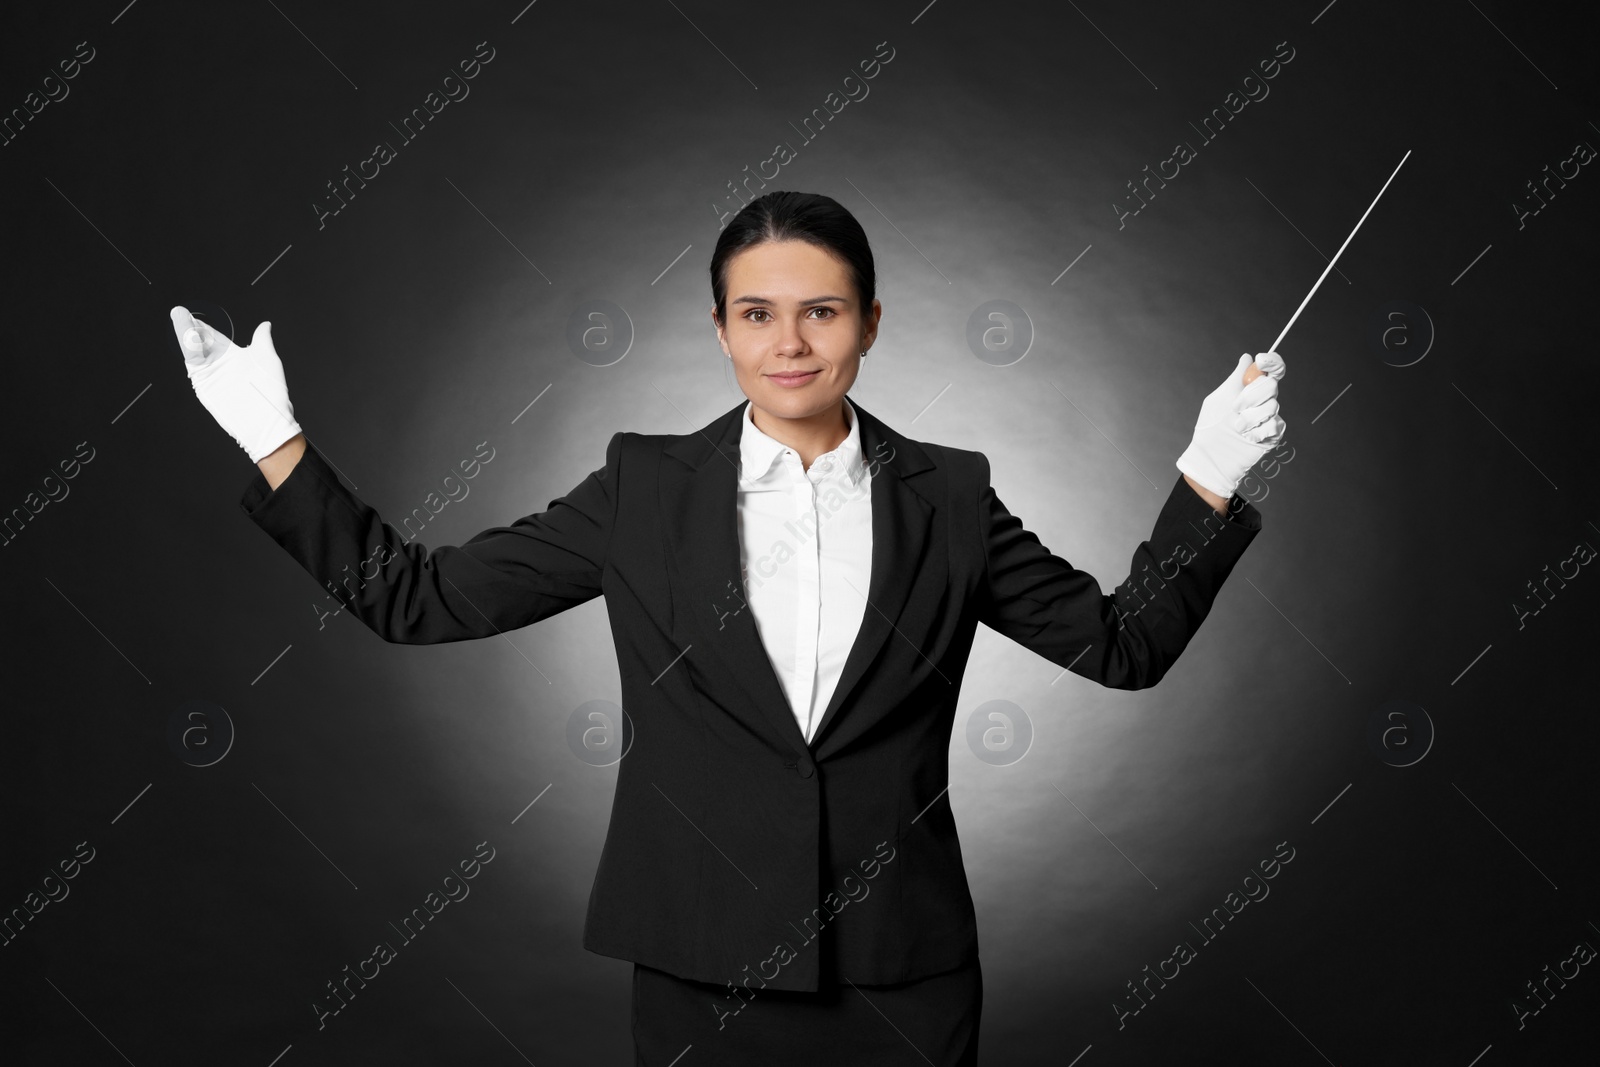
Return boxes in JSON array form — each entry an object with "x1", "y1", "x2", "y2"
[{"x1": 730, "y1": 295, "x2": 851, "y2": 307}]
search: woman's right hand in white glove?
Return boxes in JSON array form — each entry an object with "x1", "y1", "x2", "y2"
[{"x1": 171, "y1": 306, "x2": 303, "y2": 463}]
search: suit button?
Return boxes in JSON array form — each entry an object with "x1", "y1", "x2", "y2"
[{"x1": 783, "y1": 757, "x2": 816, "y2": 778}]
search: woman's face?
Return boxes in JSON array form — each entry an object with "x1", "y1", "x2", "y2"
[{"x1": 713, "y1": 239, "x2": 881, "y2": 424}]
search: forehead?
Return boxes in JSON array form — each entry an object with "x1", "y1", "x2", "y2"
[{"x1": 725, "y1": 240, "x2": 851, "y2": 294}]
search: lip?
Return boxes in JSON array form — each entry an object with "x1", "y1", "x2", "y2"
[{"x1": 767, "y1": 370, "x2": 821, "y2": 387}]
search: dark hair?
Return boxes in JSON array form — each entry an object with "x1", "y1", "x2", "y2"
[{"x1": 709, "y1": 191, "x2": 876, "y2": 328}]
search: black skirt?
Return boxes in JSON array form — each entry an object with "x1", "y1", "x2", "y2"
[{"x1": 630, "y1": 957, "x2": 983, "y2": 1066}]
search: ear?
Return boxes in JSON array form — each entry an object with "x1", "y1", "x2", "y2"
[{"x1": 862, "y1": 299, "x2": 883, "y2": 347}]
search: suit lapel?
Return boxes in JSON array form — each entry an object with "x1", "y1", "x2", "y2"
[
  {"x1": 807, "y1": 403, "x2": 935, "y2": 752},
  {"x1": 660, "y1": 398, "x2": 936, "y2": 757}
]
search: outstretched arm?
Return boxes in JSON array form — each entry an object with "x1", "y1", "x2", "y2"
[
  {"x1": 977, "y1": 348, "x2": 1283, "y2": 689},
  {"x1": 171, "y1": 305, "x2": 621, "y2": 645},
  {"x1": 976, "y1": 458, "x2": 1260, "y2": 691},
  {"x1": 239, "y1": 430, "x2": 622, "y2": 645}
]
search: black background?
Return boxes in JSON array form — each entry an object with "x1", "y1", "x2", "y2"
[{"x1": 3, "y1": 1, "x2": 1597, "y2": 1064}]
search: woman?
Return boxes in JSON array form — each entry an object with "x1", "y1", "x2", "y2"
[{"x1": 171, "y1": 191, "x2": 1284, "y2": 1065}]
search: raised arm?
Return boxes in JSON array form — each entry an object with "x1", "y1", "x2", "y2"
[
  {"x1": 172, "y1": 306, "x2": 621, "y2": 645},
  {"x1": 976, "y1": 349, "x2": 1285, "y2": 689},
  {"x1": 240, "y1": 429, "x2": 621, "y2": 644},
  {"x1": 975, "y1": 457, "x2": 1259, "y2": 690}
]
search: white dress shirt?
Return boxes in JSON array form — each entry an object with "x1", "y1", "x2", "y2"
[{"x1": 736, "y1": 397, "x2": 874, "y2": 745}]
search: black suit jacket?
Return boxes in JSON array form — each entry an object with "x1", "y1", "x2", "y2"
[{"x1": 240, "y1": 397, "x2": 1261, "y2": 991}]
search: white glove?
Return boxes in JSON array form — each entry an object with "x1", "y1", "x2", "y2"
[
  {"x1": 1175, "y1": 351, "x2": 1287, "y2": 499},
  {"x1": 171, "y1": 306, "x2": 303, "y2": 462}
]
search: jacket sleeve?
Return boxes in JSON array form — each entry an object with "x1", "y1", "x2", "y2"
[
  {"x1": 238, "y1": 433, "x2": 622, "y2": 644},
  {"x1": 975, "y1": 453, "x2": 1260, "y2": 689}
]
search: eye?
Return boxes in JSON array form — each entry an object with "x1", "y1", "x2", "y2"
[
  {"x1": 809, "y1": 306, "x2": 836, "y2": 319},
  {"x1": 744, "y1": 308, "x2": 771, "y2": 323}
]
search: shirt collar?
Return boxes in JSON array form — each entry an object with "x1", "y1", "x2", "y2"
[{"x1": 738, "y1": 397, "x2": 866, "y2": 488}]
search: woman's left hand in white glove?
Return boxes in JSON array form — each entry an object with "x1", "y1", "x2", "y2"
[{"x1": 1175, "y1": 351, "x2": 1287, "y2": 499}]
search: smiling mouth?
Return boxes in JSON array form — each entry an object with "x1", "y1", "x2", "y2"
[{"x1": 769, "y1": 371, "x2": 820, "y2": 379}]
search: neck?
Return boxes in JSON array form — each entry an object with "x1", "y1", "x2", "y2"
[{"x1": 750, "y1": 400, "x2": 849, "y2": 470}]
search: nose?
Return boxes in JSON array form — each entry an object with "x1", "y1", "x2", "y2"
[{"x1": 773, "y1": 315, "x2": 807, "y2": 356}]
